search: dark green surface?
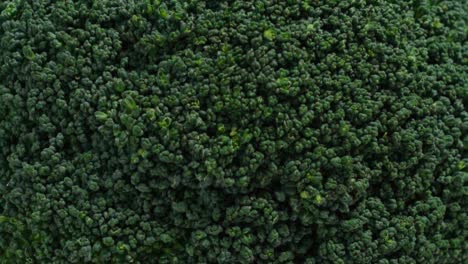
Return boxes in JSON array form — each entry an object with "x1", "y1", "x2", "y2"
[{"x1": 0, "y1": 0, "x2": 466, "y2": 263}]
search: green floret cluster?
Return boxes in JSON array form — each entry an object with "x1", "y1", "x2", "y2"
[{"x1": 0, "y1": 0, "x2": 467, "y2": 263}]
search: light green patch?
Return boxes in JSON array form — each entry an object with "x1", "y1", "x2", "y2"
[
  {"x1": 158, "y1": 117, "x2": 172, "y2": 128},
  {"x1": 217, "y1": 124, "x2": 225, "y2": 133},
  {"x1": 300, "y1": 191, "x2": 310, "y2": 199},
  {"x1": 159, "y1": 6, "x2": 169, "y2": 19},
  {"x1": 263, "y1": 29, "x2": 276, "y2": 41},
  {"x1": 2, "y1": 2, "x2": 17, "y2": 17},
  {"x1": 314, "y1": 194, "x2": 323, "y2": 205},
  {"x1": 457, "y1": 161, "x2": 465, "y2": 170},
  {"x1": 94, "y1": 111, "x2": 108, "y2": 121},
  {"x1": 123, "y1": 97, "x2": 137, "y2": 111},
  {"x1": 22, "y1": 45, "x2": 35, "y2": 60}
]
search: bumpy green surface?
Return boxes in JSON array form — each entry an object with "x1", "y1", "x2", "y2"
[{"x1": 0, "y1": 0, "x2": 466, "y2": 263}]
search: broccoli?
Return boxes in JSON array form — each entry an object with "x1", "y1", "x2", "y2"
[{"x1": 0, "y1": 0, "x2": 466, "y2": 263}]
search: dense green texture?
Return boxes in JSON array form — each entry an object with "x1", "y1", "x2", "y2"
[{"x1": 0, "y1": 0, "x2": 467, "y2": 263}]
